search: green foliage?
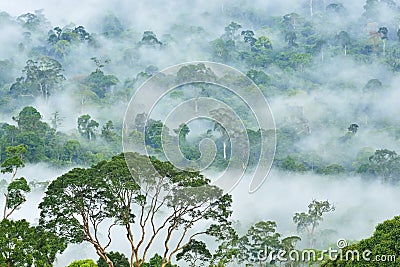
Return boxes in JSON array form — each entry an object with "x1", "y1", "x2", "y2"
[
  {"x1": 246, "y1": 69, "x2": 270, "y2": 85},
  {"x1": 364, "y1": 79, "x2": 383, "y2": 91},
  {"x1": 357, "y1": 149, "x2": 400, "y2": 183},
  {"x1": 177, "y1": 239, "x2": 211, "y2": 267},
  {"x1": 278, "y1": 156, "x2": 308, "y2": 172},
  {"x1": 145, "y1": 120, "x2": 168, "y2": 149},
  {"x1": 323, "y1": 216, "x2": 400, "y2": 266},
  {"x1": 84, "y1": 69, "x2": 118, "y2": 98},
  {"x1": 6, "y1": 177, "x2": 30, "y2": 212},
  {"x1": 176, "y1": 63, "x2": 217, "y2": 84},
  {"x1": 97, "y1": 251, "x2": 129, "y2": 267},
  {"x1": 1, "y1": 144, "x2": 29, "y2": 219},
  {"x1": 101, "y1": 120, "x2": 117, "y2": 143},
  {"x1": 39, "y1": 152, "x2": 233, "y2": 267},
  {"x1": 243, "y1": 221, "x2": 281, "y2": 264},
  {"x1": 77, "y1": 114, "x2": 99, "y2": 141},
  {"x1": 293, "y1": 199, "x2": 335, "y2": 247},
  {"x1": 13, "y1": 106, "x2": 45, "y2": 134},
  {"x1": 140, "y1": 31, "x2": 162, "y2": 47},
  {"x1": 316, "y1": 164, "x2": 346, "y2": 175},
  {"x1": 10, "y1": 57, "x2": 65, "y2": 100},
  {"x1": 1, "y1": 144, "x2": 27, "y2": 174},
  {"x1": 67, "y1": 259, "x2": 98, "y2": 267},
  {"x1": 141, "y1": 254, "x2": 177, "y2": 267},
  {"x1": 0, "y1": 219, "x2": 66, "y2": 267}
]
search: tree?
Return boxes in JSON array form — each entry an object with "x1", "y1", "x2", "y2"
[
  {"x1": 175, "y1": 63, "x2": 217, "y2": 84},
  {"x1": 397, "y1": 28, "x2": 400, "y2": 42},
  {"x1": 63, "y1": 140, "x2": 81, "y2": 163},
  {"x1": 77, "y1": 114, "x2": 99, "y2": 141},
  {"x1": 285, "y1": 31, "x2": 298, "y2": 47},
  {"x1": 209, "y1": 109, "x2": 230, "y2": 160},
  {"x1": 279, "y1": 156, "x2": 308, "y2": 172},
  {"x1": 293, "y1": 199, "x2": 335, "y2": 247},
  {"x1": 224, "y1": 22, "x2": 242, "y2": 41},
  {"x1": 0, "y1": 219, "x2": 65, "y2": 267},
  {"x1": 101, "y1": 120, "x2": 117, "y2": 142},
  {"x1": 357, "y1": 149, "x2": 400, "y2": 183},
  {"x1": 140, "y1": 31, "x2": 162, "y2": 47},
  {"x1": 50, "y1": 111, "x2": 63, "y2": 130},
  {"x1": 348, "y1": 123, "x2": 359, "y2": 134},
  {"x1": 340, "y1": 123, "x2": 359, "y2": 142},
  {"x1": 174, "y1": 123, "x2": 190, "y2": 146},
  {"x1": 322, "y1": 216, "x2": 400, "y2": 266},
  {"x1": 326, "y1": 3, "x2": 346, "y2": 14},
  {"x1": 212, "y1": 38, "x2": 230, "y2": 61},
  {"x1": 176, "y1": 239, "x2": 211, "y2": 267},
  {"x1": 244, "y1": 221, "x2": 281, "y2": 264},
  {"x1": 378, "y1": 26, "x2": 388, "y2": 55},
  {"x1": 280, "y1": 236, "x2": 301, "y2": 267},
  {"x1": 48, "y1": 25, "x2": 91, "y2": 45},
  {"x1": 145, "y1": 120, "x2": 170, "y2": 150},
  {"x1": 281, "y1": 13, "x2": 301, "y2": 31},
  {"x1": 335, "y1": 31, "x2": 351, "y2": 55},
  {"x1": 67, "y1": 259, "x2": 98, "y2": 267},
  {"x1": 11, "y1": 58, "x2": 65, "y2": 102},
  {"x1": 97, "y1": 252, "x2": 129, "y2": 267},
  {"x1": 141, "y1": 254, "x2": 177, "y2": 267},
  {"x1": 134, "y1": 113, "x2": 148, "y2": 132},
  {"x1": 12, "y1": 106, "x2": 46, "y2": 134},
  {"x1": 39, "y1": 167, "x2": 116, "y2": 266},
  {"x1": 246, "y1": 69, "x2": 270, "y2": 85},
  {"x1": 1, "y1": 144, "x2": 28, "y2": 219},
  {"x1": 84, "y1": 58, "x2": 118, "y2": 98},
  {"x1": 0, "y1": 219, "x2": 34, "y2": 267},
  {"x1": 254, "y1": 36, "x2": 273, "y2": 52},
  {"x1": 16, "y1": 10, "x2": 49, "y2": 31},
  {"x1": 316, "y1": 164, "x2": 345, "y2": 175},
  {"x1": 39, "y1": 153, "x2": 233, "y2": 267},
  {"x1": 241, "y1": 30, "x2": 256, "y2": 47},
  {"x1": 364, "y1": 78, "x2": 382, "y2": 90}
]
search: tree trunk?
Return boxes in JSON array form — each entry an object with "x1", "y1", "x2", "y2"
[
  {"x1": 309, "y1": 0, "x2": 313, "y2": 17},
  {"x1": 45, "y1": 85, "x2": 49, "y2": 103},
  {"x1": 96, "y1": 246, "x2": 114, "y2": 267},
  {"x1": 321, "y1": 48, "x2": 324, "y2": 62},
  {"x1": 344, "y1": 45, "x2": 347, "y2": 56},
  {"x1": 383, "y1": 40, "x2": 386, "y2": 56},
  {"x1": 223, "y1": 141, "x2": 227, "y2": 160},
  {"x1": 3, "y1": 193, "x2": 8, "y2": 219}
]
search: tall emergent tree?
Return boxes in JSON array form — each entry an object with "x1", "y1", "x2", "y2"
[
  {"x1": 39, "y1": 152, "x2": 233, "y2": 267},
  {"x1": 10, "y1": 57, "x2": 65, "y2": 102},
  {"x1": 293, "y1": 199, "x2": 335, "y2": 247},
  {"x1": 77, "y1": 114, "x2": 99, "y2": 140},
  {"x1": 1, "y1": 144, "x2": 29, "y2": 219}
]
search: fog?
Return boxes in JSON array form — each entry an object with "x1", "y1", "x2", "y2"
[
  {"x1": 232, "y1": 171, "x2": 400, "y2": 246},
  {"x1": 1, "y1": 0, "x2": 400, "y2": 265}
]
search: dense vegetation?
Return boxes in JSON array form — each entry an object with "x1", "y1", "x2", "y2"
[{"x1": 1, "y1": 0, "x2": 400, "y2": 266}]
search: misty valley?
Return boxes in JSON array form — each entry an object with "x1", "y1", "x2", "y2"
[{"x1": 1, "y1": 0, "x2": 400, "y2": 266}]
